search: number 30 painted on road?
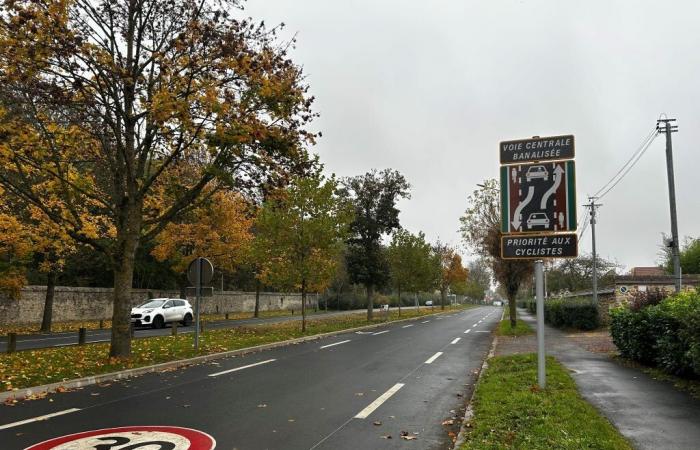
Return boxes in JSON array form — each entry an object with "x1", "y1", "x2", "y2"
[{"x1": 25, "y1": 426, "x2": 216, "y2": 450}]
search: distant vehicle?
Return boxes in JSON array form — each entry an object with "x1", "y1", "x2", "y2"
[
  {"x1": 493, "y1": 301, "x2": 503, "y2": 306},
  {"x1": 131, "y1": 298, "x2": 193, "y2": 329},
  {"x1": 526, "y1": 212, "x2": 550, "y2": 229},
  {"x1": 525, "y1": 165, "x2": 549, "y2": 182},
  {"x1": 425, "y1": 300, "x2": 433, "y2": 306}
]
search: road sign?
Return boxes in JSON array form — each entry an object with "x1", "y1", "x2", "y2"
[
  {"x1": 501, "y1": 233, "x2": 578, "y2": 259},
  {"x1": 500, "y1": 160, "x2": 576, "y2": 234},
  {"x1": 26, "y1": 426, "x2": 216, "y2": 450},
  {"x1": 500, "y1": 134, "x2": 575, "y2": 164},
  {"x1": 188, "y1": 257, "x2": 214, "y2": 286}
]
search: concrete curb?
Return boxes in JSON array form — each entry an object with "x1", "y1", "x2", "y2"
[
  {"x1": 1, "y1": 308, "x2": 463, "y2": 403},
  {"x1": 452, "y1": 313, "x2": 500, "y2": 448}
]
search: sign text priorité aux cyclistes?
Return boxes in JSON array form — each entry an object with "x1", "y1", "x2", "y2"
[{"x1": 501, "y1": 233, "x2": 578, "y2": 259}]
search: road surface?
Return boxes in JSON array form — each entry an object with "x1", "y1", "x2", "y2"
[
  {"x1": 0, "y1": 308, "x2": 416, "y2": 352},
  {"x1": 0, "y1": 306, "x2": 500, "y2": 450}
]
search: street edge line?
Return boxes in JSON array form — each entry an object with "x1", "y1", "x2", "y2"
[
  {"x1": 452, "y1": 331, "x2": 499, "y2": 449},
  {"x1": 0, "y1": 307, "x2": 470, "y2": 403}
]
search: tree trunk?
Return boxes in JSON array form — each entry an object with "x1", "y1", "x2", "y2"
[
  {"x1": 301, "y1": 279, "x2": 307, "y2": 332},
  {"x1": 40, "y1": 270, "x2": 57, "y2": 333},
  {"x1": 366, "y1": 284, "x2": 374, "y2": 321},
  {"x1": 508, "y1": 294, "x2": 517, "y2": 328},
  {"x1": 254, "y1": 278, "x2": 261, "y2": 318},
  {"x1": 440, "y1": 287, "x2": 446, "y2": 310},
  {"x1": 109, "y1": 222, "x2": 140, "y2": 358},
  {"x1": 397, "y1": 286, "x2": 401, "y2": 317}
]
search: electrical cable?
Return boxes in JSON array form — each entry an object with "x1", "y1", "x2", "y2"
[
  {"x1": 592, "y1": 127, "x2": 658, "y2": 198},
  {"x1": 597, "y1": 132, "x2": 659, "y2": 200}
]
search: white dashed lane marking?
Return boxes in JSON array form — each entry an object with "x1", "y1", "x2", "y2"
[
  {"x1": 451, "y1": 338, "x2": 461, "y2": 344},
  {"x1": 320, "y1": 340, "x2": 351, "y2": 349},
  {"x1": 354, "y1": 383, "x2": 405, "y2": 419},
  {"x1": 0, "y1": 408, "x2": 81, "y2": 431},
  {"x1": 209, "y1": 359, "x2": 276, "y2": 377},
  {"x1": 425, "y1": 352, "x2": 443, "y2": 364}
]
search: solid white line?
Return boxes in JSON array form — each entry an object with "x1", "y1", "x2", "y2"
[
  {"x1": 451, "y1": 338, "x2": 461, "y2": 344},
  {"x1": 476, "y1": 331, "x2": 490, "y2": 333},
  {"x1": 208, "y1": 359, "x2": 276, "y2": 377},
  {"x1": 0, "y1": 408, "x2": 81, "y2": 431},
  {"x1": 464, "y1": 329, "x2": 471, "y2": 334},
  {"x1": 354, "y1": 383, "x2": 405, "y2": 419},
  {"x1": 53, "y1": 343, "x2": 73, "y2": 347},
  {"x1": 421, "y1": 320, "x2": 430, "y2": 324},
  {"x1": 320, "y1": 339, "x2": 351, "y2": 349},
  {"x1": 425, "y1": 352, "x2": 443, "y2": 364},
  {"x1": 402, "y1": 324, "x2": 414, "y2": 328},
  {"x1": 372, "y1": 330, "x2": 389, "y2": 336}
]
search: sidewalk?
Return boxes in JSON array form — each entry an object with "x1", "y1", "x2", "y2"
[{"x1": 496, "y1": 309, "x2": 700, "y2": 450}]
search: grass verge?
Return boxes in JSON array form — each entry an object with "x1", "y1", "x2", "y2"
[
  {"x1": 0, "y1": 309, "x2": 321, "y2": 336},
  {"x1": 461, "y1": 353, "x2": 631, "y2": 450},
  {"x1": 496, "y1": 318, "x2": 533, "y2": 336},
  {"x1": 1, "y1": 305, "x2": 472, "y2": 392}
]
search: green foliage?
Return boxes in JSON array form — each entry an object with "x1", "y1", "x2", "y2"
[
  {"x1": 521, "y1": 298, "x2": 600, "y2": 330},
  {"x1": 610, "y1": 290, "x2": 700, "y2": 377},
  {"x1": 343, "y1": 169, "x2": 410, "y2": 301},
  {"x1": 661, "y1": 236, "x2": 700, "y2": 275},
  {"x1": 255, "y1": 175, "x2": 353, "y2": 294},
  {"x1": 462, "y1": 354, "x2": 632, "y2": 450},
  {"x1": 387, "y1": 229, "x2": 436, "y2": 295}
]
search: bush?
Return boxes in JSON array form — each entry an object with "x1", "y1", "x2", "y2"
[
  {"x1": 610, "y1": 290, "x2": 700, "y2": 378},
  {"x1": 519, "y1": 298, "x2": 599, "y2": 330},
  {"x1": 628, "y1": 287, "x2": 669, "y2": 311}
]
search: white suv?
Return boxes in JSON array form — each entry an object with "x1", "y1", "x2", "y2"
[{"x1": 131, "y1": 298, "x2": 194, "y2": 329}]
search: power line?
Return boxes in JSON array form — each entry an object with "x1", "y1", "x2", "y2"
[
  {"x1": 578, "y1": 211, "x2": 590, "y2": 240},
  {"x1": 596, "y1": 131, "x2": 659, "y2": 200},
  {"x1": 592, "y1": 128, "x2": 659, "y2": 199}
]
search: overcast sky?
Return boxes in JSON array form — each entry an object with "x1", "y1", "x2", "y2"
[{"x1": 244, "y1": 0, "x2": 700, "y2": 271}]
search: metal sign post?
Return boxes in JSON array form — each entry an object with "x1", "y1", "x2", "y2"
[
  {"x1": 535, "y1": 260, "x2": 546, "y2": 388},
  {"x1": 187, "y1": 257, "x2": 214, "y2": 352}
]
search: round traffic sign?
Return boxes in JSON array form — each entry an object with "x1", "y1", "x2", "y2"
[
  {"x1": 25, "y1": 426, "x2": 216, "y2": 450},
  {"x1": 187, "y1": 257, "x2": 214, "y2": 286}
]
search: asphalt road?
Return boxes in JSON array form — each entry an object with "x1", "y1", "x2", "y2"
[
  {"x1": 0, "y1": 305, "x2": 500, "y2": 450},
  {"x1": 0, "y1": 308, "x2": 410, "y2": 352}
]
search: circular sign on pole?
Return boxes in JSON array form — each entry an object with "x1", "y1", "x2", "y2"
[
  {"x1": 187, "y1": 257, "x2": 214, "y2": 286},
  {"x1": 25, "y1": 425, "x2": 216, "y2": 450}
]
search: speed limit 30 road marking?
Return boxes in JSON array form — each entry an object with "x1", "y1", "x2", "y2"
[{"x1": 25, "y1": 425, "x2": 216, "y2": 450}]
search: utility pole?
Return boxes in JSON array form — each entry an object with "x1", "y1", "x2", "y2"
[
  {"x1": 585, "y1": 198, "x2": 602, "y2": 303},
  {"x1": 657, "y1": 118, "x2": 681, "y2": 292}
]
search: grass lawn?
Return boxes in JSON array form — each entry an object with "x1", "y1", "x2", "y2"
[
  {"x1": 461, "y1": 354, "x2": 631, "y2": 450},
  {"x1": 1, "y1": 305, "x2": 472, "y2": 392},
  {"x1": 497, "y1": 318, "x2": 534, "y2": 336},
  {"x1": 0, "y1": 309, "x2": 323, "y2": 336}
]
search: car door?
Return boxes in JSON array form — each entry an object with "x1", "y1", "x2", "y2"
[
  {"x1": 173, "y1": 300, "x2": 186, "y2": 321},
  {"x1": 162, "y1": 300, "x2": 176, "y2": 322}
]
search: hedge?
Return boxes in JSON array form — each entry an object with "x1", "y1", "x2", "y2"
[
  {"x1": 610, "y1": 290, "x2": 700, "y2": 378},
  {"x1": 519, "y1": 298, "x2": 600, "y2": 330}
]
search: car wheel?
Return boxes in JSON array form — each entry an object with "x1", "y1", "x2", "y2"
[
  {"x1": 152, "y1": 315, "x2": 165, "y2": 329},
  {"x1": 181, "y1": 313, "x2": 192, "y2": 327}
]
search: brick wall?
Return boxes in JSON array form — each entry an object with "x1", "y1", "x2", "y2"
[{"x1": 0, "y1": 286, "x2": 318, "y2": 325}]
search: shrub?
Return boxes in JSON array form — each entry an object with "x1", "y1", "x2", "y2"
[
  {"x1": 518, "y1": 298, "x2": 599, "y2": 330},
  {"x1": 628, "y1": 288, "x2": 669, "y2": 312},
  {"x1": 610, "y1": 289, "x2": 700, "y2": 378}
]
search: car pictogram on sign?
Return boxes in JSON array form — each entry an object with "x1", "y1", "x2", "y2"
[{"x1": 25, "y1": 426, "x2": 216, "y2": 450}]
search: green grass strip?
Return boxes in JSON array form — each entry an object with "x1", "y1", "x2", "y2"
[
  {"x1": 461, "y1": 354, "x2": 631, "y2": 450},
  {"x1": 1, "y1": 305, "x2": 473, "y2": 392},
  {"x1": 496, "y1": 318, "x2": 533, "y2": 336}
]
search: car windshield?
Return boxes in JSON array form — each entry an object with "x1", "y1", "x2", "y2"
[{"x1": 137, "y1": 300, "x2": 166, "y2": 309}]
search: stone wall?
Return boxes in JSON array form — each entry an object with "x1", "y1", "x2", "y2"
[{"x1": 0, "y1": 286, "x2": 319, "y2": 325}]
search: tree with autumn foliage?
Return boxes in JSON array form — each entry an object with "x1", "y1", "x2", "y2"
[
  {"x1": 0, "y1": 0, "x2": 316, "y2": 356},
  {"x1": 460, "y1": 179, "x2": 533, "y2": 327},
  {"x1": 0, "y1": 191, "x2": 31, "y2": 299},
  {"x1": 151, "y1": 190, "x2": 254, "y2": 282},
  {"x1": 387, "y1": 229, "x2": 435, "y2": 316},
  {"x1": 432, "y1": 242, "x2": 469, "y2": 310},
  {"x1": 254, "y1": 174, "x2": 353, "y2": 332}
]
